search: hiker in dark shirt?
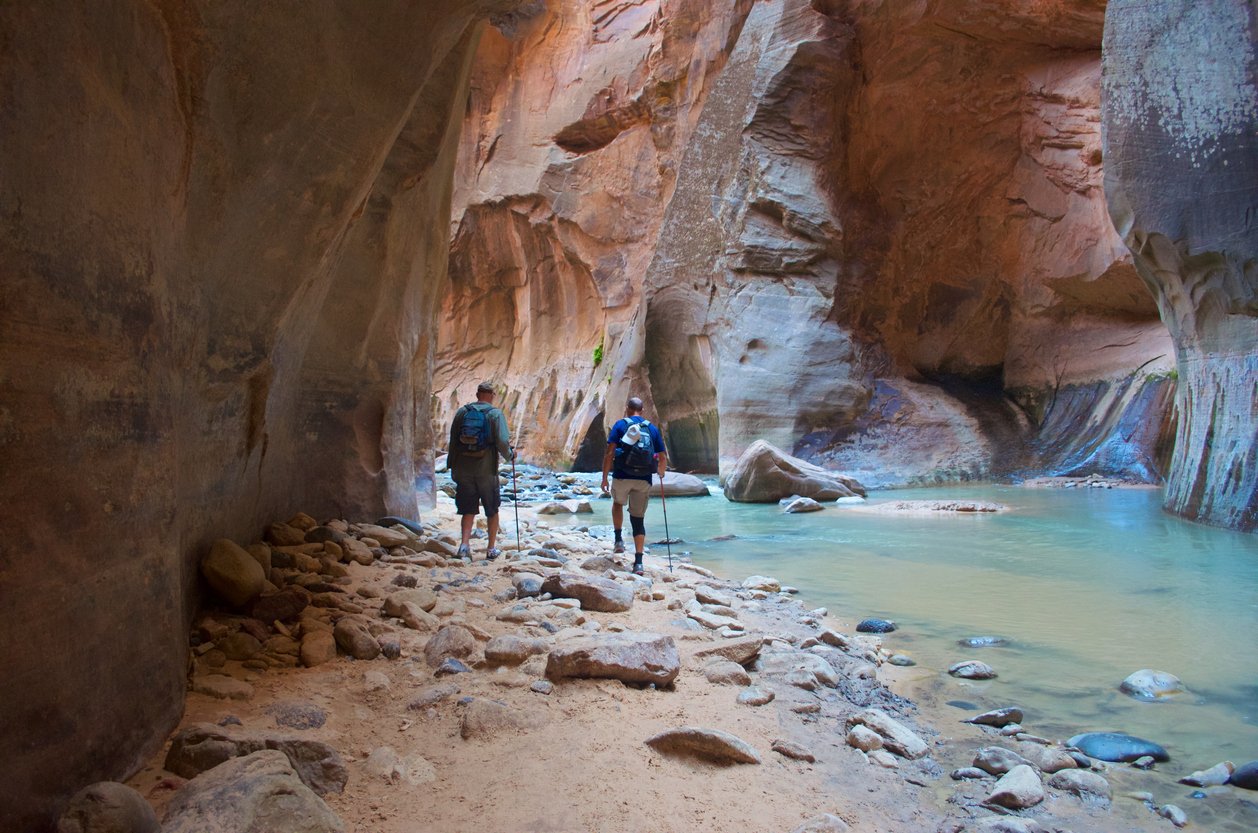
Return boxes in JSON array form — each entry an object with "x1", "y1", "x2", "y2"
[
  {"x1": 448, "y1": 381, "x2": 514, "y2": 561},
  {"x1": 600, "y1": 396, "x2": 666, "y2": 575}
]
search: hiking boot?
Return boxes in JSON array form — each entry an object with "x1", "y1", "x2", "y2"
[
  {"x1": 486, "y1": 547, "x2": 501, "y2": 561},
  {"x1": 613, "y1": 539, "x2": 625, "y2": 554},
  {"x1": 632, "y1": 557, "x2": 644, "y2": 576},
  {"x1": 455, "y1": 544, "x2": 472, "y2": 562}
]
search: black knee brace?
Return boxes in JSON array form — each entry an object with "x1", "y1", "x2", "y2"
[{"x1": 630, "y1": 515, "x2": 645, "y2": 537}]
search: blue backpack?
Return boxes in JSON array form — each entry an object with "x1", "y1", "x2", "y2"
[{"x1": 458, "y1": 404, "x2": 493, "y2": 456}]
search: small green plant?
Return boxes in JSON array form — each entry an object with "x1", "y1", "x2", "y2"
[{"x1": 592, "y1": 337, "x2": 604, "y2": 369}]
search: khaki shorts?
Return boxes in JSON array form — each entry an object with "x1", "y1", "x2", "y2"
[{"x1": 611, "y1": 477, "x2": 651, "y2": 517}]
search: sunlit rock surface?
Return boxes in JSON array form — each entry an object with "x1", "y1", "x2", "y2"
[
  {"x1": 0, "y1": 3, "x2": 521, "y2": 829},
  {"x1": 1102, "y1": 0, "x2": 1258, "y2": 531},
  {"x1": 438, "y1": 0, "x2": 1177, "y2": 485}
]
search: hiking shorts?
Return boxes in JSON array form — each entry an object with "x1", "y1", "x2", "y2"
[
  {"x1": 612, "y1": 477, "x2": 651, "y2": 517},
  {"x1": 454, "y1": 472, "x2": 501, "y2": 517}
]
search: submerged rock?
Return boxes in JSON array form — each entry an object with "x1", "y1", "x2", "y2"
[
  {"x1": 1119, "y1": 668, "x2": 1184, "y2": 700},
  {"x1": 1067, "y1": 732, "x2": 1169, "y2": 763},
  {"x1": 958, "y1": 635, "x2": 1010, "y2": 648},
  {"x1": 856, "y1": 618, "x2": 896, "y2": 634},
  {"x1": 949, "y1": 660, "x2": 997, "y2": 680}
]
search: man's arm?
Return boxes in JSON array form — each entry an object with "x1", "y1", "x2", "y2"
[
  {"x1": 600, "y1": 444, "x2": 615, "y2": 494},
  {"x1": 654, "y1": 427, "x2": 668, "y2": 480},
  {"x1": 448, "y1": 406, "x2": 462, "y2": 459},
  {"x1": 494, "y1": 408, "x2": 513, "y2": 460}
]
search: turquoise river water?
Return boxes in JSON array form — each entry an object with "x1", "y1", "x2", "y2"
[{"x1": 590, "y1": 484, "x2": 1258, "y2": 782}]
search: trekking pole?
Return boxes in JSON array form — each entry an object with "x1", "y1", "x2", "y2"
[
  {"x1": 658, "y1": 472, "x2": 674, "y2": 573},
  {"x1": 511, "y1": 450, "x2": 521, "y2": 558}
]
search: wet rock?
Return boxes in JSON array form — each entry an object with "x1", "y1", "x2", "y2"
[
  {"x1": 56, "y1": 782, "x2": 159, "y2": 833},
  {"x1": 161, "y1": 750, "x2": 344, "y2": 833},
  {"x1": 484, "y1": 634, "x2": 549, "y2": 666},
  {"x1": 772, "y1": 739, "x2": 815, "y2": 762},
  {"x1": 949, "y1": 660, "x2": 996, "y2": 679},
  {"x1": 704, "y1": 660, "x2": 751, "y2": 686},
  {"x1": 1131, "y1": 755, "x2": 1156, "y2": 769},
  {"x1": 201, "y1": 539, "x2": 267, "y2": 608},
  {"x1": 650, "y1": 471, "x2": 711, "y2": 497},
  {"x1": 783, "y1": 497, "x2": 824, "y2": 513},
  {"x1": 741, "y1": 575, "x2": 781, "y2": 593},
  {"x1": 723, "y1": 440, "x2": 864, "y2": 503},
  {"x1": 1228, "y1": 759, "x2": 1258, "y2": 789},
  {"x1": 1067, "y1": 731, "x2": 1169, "y2": 762},
  {"x1": 789, "y1": 814, "x2": 849, "y2": 833},
  {"x1": 541, "y1": 572, "x2": 633, "y2": 612},
  {"x1": 973, "y1": 746, "x2": 1035, "y2": 776},
  {"x1": 856, "y1": 618, "x2": 896, "y2": 634},
  {"x1": 333, "y1": 616, "x2": 380, "y2": 660},
  {"x1": 164, "y1": 723, "x2": 347, "y2": 796},
  {"x1": 1119, "y1": 668, "x2": 1184, "y2": 700},
  {"x1": 987, "y1": 764, "x2": 1044, "y2": 809},
  {"x1": 1158, "y1": 804, "x2": 1188, "y2": 828},
  {"x1": 737, "y1": 686, "x2": 774, "y2": 706},
  {"x1": 545, "y1": 632, "x2": 679, "y2": 686},
  {"x1": 423, "y1": 624, "x2": 476, "y2": 668},
  {"x1": 958, "y1": 636, "x2": 1010, "y2": 648},
  {"x1": 460, "y1": 698, "x2": 548, "y2": 739},
  {"x1": 964, "y1": 707, "x2": 1023, "y2": 728},
  {"x1": 1178, "y1": 760, "x2": 1233, "y2": 787},
  {"x1": 644, "y1": 726, "x2": 761, "y2": 765},
  {"x1": 1047, "y1": 769, "x2": 1112, "y2": 803},
  {"x1": 846, "y1": 709, "x2": 927, "y2": 759}
]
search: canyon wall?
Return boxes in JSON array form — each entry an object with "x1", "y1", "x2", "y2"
[
  {"x1": 1102, "y1": 0, "x2": 1258, "y2": 532},
  {"x1": 438, "y1": 0, "x2": 1177, "y2": 485},
  {"x1": 0, "y1": 2, "x2": 522, "y2": 829}
]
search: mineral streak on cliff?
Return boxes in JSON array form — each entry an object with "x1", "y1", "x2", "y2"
[
  {"x1": 439, "y1": 0, "x2": 1178, "y2": 485},
  {"x1": 1102, "y1": 0, "x2": 1258, "y2": 531}
]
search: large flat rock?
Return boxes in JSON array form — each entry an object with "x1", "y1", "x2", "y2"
[{"x1": 545, "y1": 632, "x2": 679, "y2": 686}]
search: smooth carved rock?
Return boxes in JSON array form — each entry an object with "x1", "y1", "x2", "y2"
[
  {"x1": 545, "y1": 632, "x2": 679, "y2": 686},
  {"x1": 56, "y1": 782, "x2": 160, "y2": 833},
  {"x1": 724, "y1": 441, "x2": 864, "y2": 503},
  {"x1": 164, "y1": 723, "x2": 348, "y2": 796},
  {"x1": 201, "y1": 539, "x2": 267, "y2": 609},
  {"x1": 540, "y1": 572, "x2": 633, "y2": 613},
  {"x1": 645, "y1": 727, "x2": 761, "y2": 765},
  {"x1": 161, "y1": 750, "x2": 344, "y2": 833},
  {"x1": 987, "y1": 764, "x2": 1045, "y2": 809},
  {"x1": 1067, "y1": 731, "x2": 1169, "y2": 762},
  {"x1": 846, "y1": 710, "x2": 928, "y2": 760},
  {"x1": 1103, "y1": 0, "x2": 1258, "y2": 533}
]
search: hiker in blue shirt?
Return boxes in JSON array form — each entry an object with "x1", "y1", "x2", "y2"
[
  {"x1": 600, "y1": 396, "x2": 667, "y2": 575},
  {"x1": 448, "y1": 381, "x2": 514, "y2": 562}
]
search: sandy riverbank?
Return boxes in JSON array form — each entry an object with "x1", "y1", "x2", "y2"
[{"x1": 123, "y1": 495, "x2": 1190, "y2": 833}]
